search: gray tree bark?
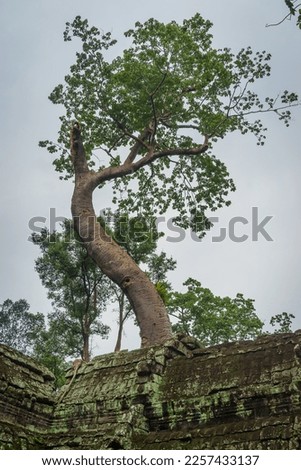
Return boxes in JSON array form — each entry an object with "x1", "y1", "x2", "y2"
[{"x1": 70, "y1": 123, "x2": 173, "y2": 347}]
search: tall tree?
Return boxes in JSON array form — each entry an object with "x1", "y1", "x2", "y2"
[
  {"x1": 0, "y1": 299, "x2": 45, "y2": 355},
  {"x1": 33, "y1": 322, "x2": 69, "y2": 388},
  {"x1": 40, "y1": 14, "x2": 298, "y2": 347},
  {"x1": 31, "y1": 222, "x2": 110, "y2": 361},
  {"x1": 169, "y1": 279, "x2": 264, "y2": 345},
  {"x1": 0, "y1": 298, "x2": 67, "y2": 384}
]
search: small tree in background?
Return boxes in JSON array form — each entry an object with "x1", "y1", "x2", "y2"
[
  {"x1": 33, "y1": 323, "x2": 69, "y2": 388},
  {"x1": 0, "y1": 292, "x2": 296, "y2": 386},
  {"x1": 169, "y1": 279, "x2": 264, "y2": 345},
  {"x1": 31, "y1": 214, "x2": 176, "y2": 354},
  {"x1": 0, "y1": 299, "x2": 45, "y2": 355},
  {"x1": 31, "y1": 221, "x2": 110, "y2": 362}
]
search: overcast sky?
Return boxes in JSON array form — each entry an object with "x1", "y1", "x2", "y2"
[{"x1": 0, "y1": 0, "x2": 300, "y2": 354}]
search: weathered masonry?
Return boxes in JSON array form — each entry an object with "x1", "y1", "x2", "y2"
[{"x1": 1, "y1": 332, "x2": 301, "y2": 449}]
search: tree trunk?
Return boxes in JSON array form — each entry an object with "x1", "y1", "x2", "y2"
[
  {"x1": 114, "y1": 292, "x2": 125, "y2": 352},
  {"x1": 81, "y1": 302, "x2": 91, "y2": 362},
  {"x1": 114, "y1": 319, "x2": 123, "y2": 353},
  {"x1": 70, "y1": 124, "x2": 173, "y2": 348},
  {"x1": 82, "y1": 331, "x2": 90, "y2": 362}
]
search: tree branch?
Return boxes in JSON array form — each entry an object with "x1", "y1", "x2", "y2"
[
  {"x1": 176, "y1": 124, "x2": 201, "y2": 131},
  {"x1": 149, "y1": 96, "x2": 157, "y2": 145},
  {"x1": 132, "y1": 135, "x2": 209, "y2": 172},
  {"x1": 266, "y1": 11, "x2": 293, "y2": 27},
  {"x1": 266, "y1": 3, "x2": 301, "y2": 27},
  {"x1": 124, "y1": 127, "x2": 153, "y2": 165},
  {"x1": 147, "y1": 72, "x2": 168, "y2": 144},
  {"x1": 90, "y1": 135, "x2": 209, "y2": 188},
  {"x1": 233, "y1": 102, "x2": 300, "y2": 117},
  {"x1": 70, "y1": 122, "x2": 90, "y2": 174},
  {"x1": 109, "y1": 114, "x2": 151, "y2": 151}
]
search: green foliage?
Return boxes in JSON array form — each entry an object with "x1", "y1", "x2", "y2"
[
  {"x1": 0, "y1": 299, "x2": 45, "y2": 355},
  {"x1": 31, "y1": 215, "x2": 176, "y2": 354},
  {"x1": 33, "y1": 324, "x2": 69, "y2": 388},
  {"x1": 270, "y1": 311, "x2": 295, "y2": 333},
  {"x1": 169, "y1": 278, "x2": 264, "y2": 346},
  {"x1": 155, "y1": 281, "x2": 171, "y2": 305},
  {"x1": 285, "y1": 0, "x2": 296, "y2": 15},
  {"x1": 31, "y1": 221, "x2": 110, "y2": 360},
  {"x1": 104, "y1": 210, "x2": 160, "y2": 264},
  {"x1": 147, "y1": 252, "x2": 177, "y2": 306},
  {"x1": 40, "y1": 14, "x2": 298, "y2": 237},
  {"x1": 0, "y1": 298, "x2": 68, "y2": 385},
  {"x1": 146, "y1": 251, "x2": 177, "y2": 284}
]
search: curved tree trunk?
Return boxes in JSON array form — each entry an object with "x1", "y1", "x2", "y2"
[{"x1": 70, "y1": 124, "x2": 173, "y2": 348}]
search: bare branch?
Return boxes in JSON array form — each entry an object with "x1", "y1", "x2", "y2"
[
  {"x1": 124, "y1": 127, "x2": 153, "y2": 165},
  {"x1": 176, "y1": 124, "x2": 201, "y2": 131},
  {"x1": 266, "y1": 11, "x2": 293, "y2": 27},
  {"x1": 94, "y1": 145, "x2": 120, "y2": 166},
  {"x1": 109, "y1": 135, "x2": 124, "y2": 153},
  {"x1": 145, "y1": 72, "x2": 168, "y2": 145},
  {"x1": 149, "y1": 96, "x2": 157, "y2": 145},
  {"x1": 232, "y1": 102, "x2": 300, "y2": 117},
  {"x1": 266, "y1": 3, "x2": 301, "y2": 27}
]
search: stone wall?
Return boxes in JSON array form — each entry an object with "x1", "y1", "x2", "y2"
[
  {"x1": 1, "y1": 332, "x2": 301, "y2": 449},
  {"x1": 0, "y1": 344, "x2": 55, "y2": 449}
]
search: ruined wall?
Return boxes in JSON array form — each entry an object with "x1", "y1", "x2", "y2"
[
  {"x1": 1, "y1": 332, "x2": 301, "y2": 450},
  {"x1": 139, "y1": 333, "x2": 301, "y2": 449},
  {"x1": 0, "y1": 344, "x2": 55, "y2": 449}
]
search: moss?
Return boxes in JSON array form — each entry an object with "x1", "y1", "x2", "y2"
[{"x1": 2, "y1": 333, "x2": 301, "y2": 449}]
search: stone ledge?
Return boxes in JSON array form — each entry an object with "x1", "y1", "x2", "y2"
[{"x1": 1, "y1": 333, "x2": 301, "y2": 449}]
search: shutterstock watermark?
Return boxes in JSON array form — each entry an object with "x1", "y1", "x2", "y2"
[{"x1": 28, "y1": 207, "x2": 273, "y2": 243}]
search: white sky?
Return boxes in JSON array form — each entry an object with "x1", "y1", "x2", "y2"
[{"x1": 0, "y1": 0, "x2": 300, "y2": 354}]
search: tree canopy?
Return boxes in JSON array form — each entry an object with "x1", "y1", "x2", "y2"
[
  {"x1": 40, "y1": 13, "x2": 299, "y2": 237},
  {"x1": 0, "y1": 299, "x2": 44, "y2": 355},
  {"x1": 169, "y1": 278, "x2": 264, "y2": 345}
]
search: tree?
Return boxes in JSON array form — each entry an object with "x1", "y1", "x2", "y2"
[
  {"x1": 169, "y1": 279, "x2": 264, "y2": 345},
  {"x1": 0, "y1": 298, "x2": 67, "y2": 384},
  {"x1": 31, "y1": 221, "x2": 110, "y2": 361},
  {"x1": 40, "y1": 14, "x2": 299, "y2": 347},
  {"x1": 0, "y1": 299, "x2": 45, "y2": 355},
  {"x1": 33, "y1": 322, "x2": 69, "y2": 388}
]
